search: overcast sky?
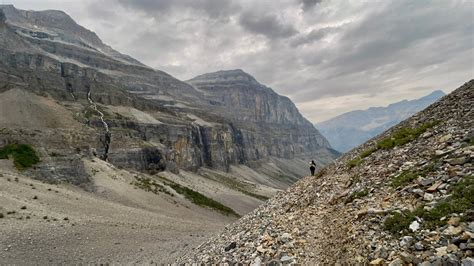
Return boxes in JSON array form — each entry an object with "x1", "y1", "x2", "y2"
[{"x1": 3, "y1": 0, "x2": 473, "y2": 122}]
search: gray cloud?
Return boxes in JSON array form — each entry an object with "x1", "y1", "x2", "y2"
[
  {"x1": 116, "y1": 0, "x2": 240, "y2": 19},
  {"x1": 300, "y1": 0, "x2": 323, "y2": 11},
  {"x1": 238, "y1": 11, "x2": 298, "y2": 39},
  {"x1": 290, "y1": 25, "x2": 342, "y2": 47},
  {"x1": 4, "y1": 0, "x2": 473, "y2": 123}
]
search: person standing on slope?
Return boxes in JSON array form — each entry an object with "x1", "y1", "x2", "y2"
[{"x1": 309, "y1": 160, "x2": 317, "y2": 176}]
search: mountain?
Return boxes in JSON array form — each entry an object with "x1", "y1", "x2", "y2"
[
  {"x1": 181, "y1": 80, "x2": 474, "y2": 264},
  {"x1": 0, "y1": 5, "x2": 335, "y2": 181},
  {"x1": 0, "y1": 6, "x2": 338, "y2": 263},
  {"x1": 316, "y1": 90, "x2": 446, "y2": 152}
]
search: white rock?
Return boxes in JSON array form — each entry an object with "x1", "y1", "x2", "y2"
[
  {"x1": 251, "y1": 256, "x2": 262, "y2": 266},
  {"x1": 423, "y1": 193, "x2": 434, "y2": 201},
  {"x1": 436, "y1": 246, "x2": 447, "y2": 256},
  {"x1": 409, "y1": 220, "x2": 420, "y2": 232}
]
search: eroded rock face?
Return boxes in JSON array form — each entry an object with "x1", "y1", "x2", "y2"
[{"x1": 0, "y1": 5, "x2": 337, "y2": 183}]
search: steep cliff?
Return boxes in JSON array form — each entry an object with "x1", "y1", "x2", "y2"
[{"x1": 180, "y1": 81, "x2": 473, "y2": 264}]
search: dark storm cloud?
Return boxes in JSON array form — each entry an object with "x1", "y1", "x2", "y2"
[
  {"x1": 238, "y1": 11, "x2": 298, "y2": 39},
  {"x1": 5, "y1": 0, "x2": 473, "y2": 122}
]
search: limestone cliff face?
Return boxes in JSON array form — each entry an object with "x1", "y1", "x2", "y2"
[
  {"x1": 189, "y1": 70, "x2": 314, "y2": 125},
  {"x1": 0, "y1": 5, "x2": 337, "y2": 181}
]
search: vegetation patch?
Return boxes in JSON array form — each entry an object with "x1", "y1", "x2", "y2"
[
  {"x1": 360, "y1": 147, "x2": 378, "y2": 158},
  {"x1": 346, "y1": 146, "x2": 378, "y2": 169},
  {"x1": 377, "y1": 121, "x2": 440, "y2": 150},
  {"x1": 347, "y1": 157, "x2": 363, "y2": 169},
  {"x1": 157, "y1": 176, "x2": 240, "y2": 217},
  {"x1": 200, "y1": 172, "x2": 269, "y2": 201},
  {"x1": 390, "y1": 163, "x2": 436, "y2": 188},
  {"x1": 384, "y1": 175, "x2": 474, "y2": 234},
  {"x1": 346, "y1": 188, "x2": 369, "y2": 203},
  {"x1": 132, "y1": 176, "x2": 173, "y2": 196},
  {"x1": 0, "y1": 144, "x2": 40, "y2": 170}
]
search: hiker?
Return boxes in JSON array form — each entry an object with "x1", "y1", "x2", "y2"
[{"x1": 309, "y1": 160, "x2": 316, "y2": 176}]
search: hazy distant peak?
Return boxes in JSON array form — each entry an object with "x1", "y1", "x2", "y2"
[
  {"x1": 422, "y1": 89, "x2": 445, "y2": 99},
  {"x1": 316, "y1": 90, "x2": 445, "y2": 152}
]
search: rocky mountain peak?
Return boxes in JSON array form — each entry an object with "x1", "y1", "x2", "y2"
[
  {"x1": 422, "y1": 89, "x2": 445, "y2": 100},
  {"x1": 0, "y1": 5, "x2": 145, "y2": 67},
  {"x1": 188, "y1": 69, "x2": 260, "y2": 87}
]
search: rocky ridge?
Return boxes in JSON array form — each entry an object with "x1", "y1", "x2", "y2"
[{"x1": 180, "y1": 80, "x2": 473, "y2": 264}]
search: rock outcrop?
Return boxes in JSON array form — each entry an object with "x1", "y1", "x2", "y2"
[{"x1": 180, "y1": 81, "x2": 473, "y2": 264}]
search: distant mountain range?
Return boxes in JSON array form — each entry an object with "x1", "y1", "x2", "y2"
[{"x1": 315, "y1": 90, "x2": 446, "y2": 152}]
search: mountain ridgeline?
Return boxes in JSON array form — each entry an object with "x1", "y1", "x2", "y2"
[
  {"x1": 0, "y1": 5, "x2": 336, "y2": 185},
  {"x1": 316, "y1": 90, "x2": 445, "y2": 152}
]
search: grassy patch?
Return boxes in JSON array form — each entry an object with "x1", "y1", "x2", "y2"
[
  {"x1": 0, "y1": 144, "x2": 40, "y2": 170},
  {"x1": 199, "y1": 172, "x2": 269, "y2": 201},
  {"x1": 169, "y1": 182, "x2": 239, "y2": 216},
  {"x1": 347, "y1": 157, "x2": 363, "y2": 169},
  {"x1": 347, "y1": 188, "x2": 369, "y2": 203},
  {"x1": 157, "y1": 176, "x2": 240, "y2": 216},
  {"x1": 347, "y1": 146, "x2": 377, "y2": 169},
  {"x1": 390, "y1": 163, "x2": 437, "y2": 188},
  {"x1": 377, "y1": 121, "x2": 440, "y2": 150},
  {"x1": 360, "y1": 147, "x2": 378, "y2": 158},
  {"x1": 390, "y1": 170, "x2": 419, "y2": 188},
  {"x1": 384, "y1": 175, "x2": 474, "y2": 234},
  {"x1": 132, "y1": 176, "x2": 173, "y2": 196}
]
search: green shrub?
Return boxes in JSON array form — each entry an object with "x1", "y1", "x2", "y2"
[
  {"x1": 384, "y1": 210, "x2": 417, "y2": 235},
  {"x1": 0, "y1": 144, "x2": 40, "y2": 170},
  {"x1": 377, "y1": 121, "x2": 440, "y2": 150}
]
